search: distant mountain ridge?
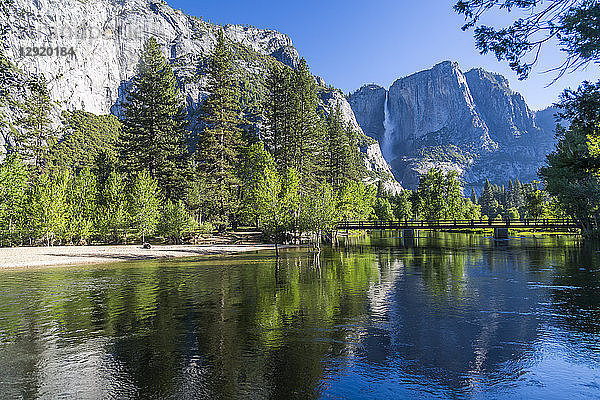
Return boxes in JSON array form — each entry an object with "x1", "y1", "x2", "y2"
[{"x1": 348, "y1": 61, "x2": 559, "y2": 191}]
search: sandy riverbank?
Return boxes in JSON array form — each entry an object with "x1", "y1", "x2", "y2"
[{"x1": 0, "y1": 244, "x2": 288, "y2": 269}]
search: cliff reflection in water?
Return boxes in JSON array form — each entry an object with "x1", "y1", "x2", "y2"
[{"x1": 0, "y1": 232, "x2": 598, "y2": 399}]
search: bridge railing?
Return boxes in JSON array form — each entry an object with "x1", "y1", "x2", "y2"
[{"x1": 336, "y1": 218, "x2": 580, "y2": 230}]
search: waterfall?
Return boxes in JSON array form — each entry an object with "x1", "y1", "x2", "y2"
[{"x1": 382, "y1": 90, "x2": 394, "y2": 161}]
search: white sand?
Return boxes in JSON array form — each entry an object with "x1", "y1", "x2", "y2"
[{"x1": 0, "y1": 244, "x2": 285, "y2": 269}]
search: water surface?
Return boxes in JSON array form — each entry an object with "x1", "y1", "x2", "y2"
[{"x1": 0, "y1": 233, "x2": 599, "y2": 399}]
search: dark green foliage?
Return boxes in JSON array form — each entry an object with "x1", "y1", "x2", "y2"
[
  {"x1": 50, "y1": 111, "x2": 120, "y2": 169},
  {"x1": 479, "y1": 179, "x2": 499, "y2": 217},
  {"x1": 14, "y1": 76, "x2": 56, "y2": 171},
  {"x1": 195, "y1": 29, "x2": 244, "y2": 225},
  {"x1": 264, "y1": 59, "x2": 325, "y2": 184},
  {"x1": 325, "y1": 104, "x2": 362, "y2": 190},
  {"x1": 455, "y1": 0, "x2": 600, "y2": 80},
  {"x1": 118, "y1": 37, "x2": 190, "y2": 201},
  {"x1": 374, "y1": 197, "x2": 393, "y2": 220},
  {"x1": 540, "y1": 81, "x2": 600, "y2": 231}
]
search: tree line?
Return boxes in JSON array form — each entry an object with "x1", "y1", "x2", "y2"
[{"x1": 0, "y1": 31, "x2": 377, "y2": 246}]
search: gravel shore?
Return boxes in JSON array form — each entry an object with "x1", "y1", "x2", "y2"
[{"x1": 0, "y1": 244, "x2": 284, "y2": 269}]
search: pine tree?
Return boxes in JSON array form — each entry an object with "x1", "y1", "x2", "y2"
[
  {"x1": 118, "y1": 37, "x2": 190, "y2": 201},
  {"x1": 264, "y1": 59, "x2": 325, "y2": 184},
  {"x1": 15, "y1": 76, "x2": 57, "y2": 172},
  {"x1": 470, "y1": 188, "x2": 478, "y2": 204},
  {"x1": 290, "y1": 59, "x2": 325, "y2": 185},
  {"x1": 195, "y1": 29, "x2": 243, "y2": 226},
  {"x1": 479, "y1": 179, "x2": 498, "y2": 218},
  {"x1": 324, "y1": 104, "x2": 362, "y2": 190}
]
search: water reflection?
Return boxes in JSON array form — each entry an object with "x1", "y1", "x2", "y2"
[{"x1": 0, "y1": 233, "x2": 598, "y2": 399}]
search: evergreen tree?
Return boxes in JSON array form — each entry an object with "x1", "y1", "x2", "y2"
[
  {"x1": 479, "y1": 179, "x2": 498, "y2": 218},
  {"x1": 195, "y1": 29, "x2": 243, "y2": 226},
  {"x1": 118, "y1": 37, "x2": 190, "y2": 201},
  {"x1": 51, "y1": 111, "x2": 121, "y2": 170},
  {"x1": 325, "y1": 105, "x2": 361, "y2": 190},
  {"x1": 470, "y1": 188, "x2": 478, "y2": 204},
  {"x1": 445, "y1": 170, "x2": 464, "y2": 219},
  {"x1": 15, "y1": 76, "x2": 56, "y2": 171},
  {"x1": 264, "y1": 59, "x2": 324, "y2": 184}
]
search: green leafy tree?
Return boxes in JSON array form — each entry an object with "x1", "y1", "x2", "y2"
[
  {"x1": 392, "y1": 190, "x2": 413, "y2": 221},
  {"x1": 524, "y1": 184, "x2": 549, "y2": 220},
  {"x1": 118, "y1": 37, "x2": 190, "y2": 201},
  {"x1": 95, "y1": 169, "x2": 128, "y2": 243},
  {"x1": 337, "y1": 181, "x2": 376, "y2": 222},
  {"x1": 374, "y1": 197, "x2": 394, "y2": 221},
  {"x1": 26, "y1": 169, "x2": 69, "y2": 245},
  {"x1": 158, "y1": 199, "x2": 197, "y2": 244},
  {"x1": 239, "y1": 142, "x2": 280, "y2": 227},
  {"x1": 507, "y1": 207, "x2": 520, "y2": 220},
  {"x1": 65, "y1": 168, "x2": 97, "y2": 244},
  {"x1": 128, "y1": 170, "x2": 161, "y2": 243},
  {"x1": 300, "y1": 182, "x2": 337, "y2": 247},
  {"x1": 415, "y1": 169, "x2": 447, "y2": 220},
  {"x1": 0, "y1": 155, "x2": 28, "y2": 244},
  {"x1": 455, "y1": 0, "x2": 600, "y2": 80},
  {"x1": 540, "y1": 81, "x2": 600, "y2": 231}
]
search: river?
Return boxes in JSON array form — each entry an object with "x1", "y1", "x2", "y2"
[{"x1": 0, "y1": 232, "x2": 599, "y2": 399}]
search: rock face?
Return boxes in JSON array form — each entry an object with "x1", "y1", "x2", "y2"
[
  {"x1": 347, "y1": 84, "x2": 386, "y2": 143},
  {"x1": 319, "y1": 88, "x2": 402, "y2": 194},
  {"x1": 348, "y1": 61, "x2": 558, "y2": 191},
  {"x1": 2, "y1": 0, "x2": 300, "y2": 115},
  {"x1": 0, "y1": 0, "x2": 400, "y2": 188}
]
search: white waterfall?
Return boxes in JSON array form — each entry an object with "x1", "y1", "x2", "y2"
[{"x1": 382, "y1": 90, "x2": 394, "y2": 161}]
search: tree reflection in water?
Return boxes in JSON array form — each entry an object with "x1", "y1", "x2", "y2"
[{"x1": 0, "y1": 232, "x2": 597, "y2": 399}]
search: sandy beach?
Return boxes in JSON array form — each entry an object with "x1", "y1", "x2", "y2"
[{"x1": 0, "y1": 244, "x2": 286, "y2": 269}]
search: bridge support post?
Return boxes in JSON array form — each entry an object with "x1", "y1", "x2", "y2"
[
  {"x1": 494, "y1": 227, "x2": 509, "y2": 239},
  {"x1": 402, "y1": 229, "x2": 417, "y2": 238}
]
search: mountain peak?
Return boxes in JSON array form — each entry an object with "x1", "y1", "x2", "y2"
[{"x1": 348, "y1": 62, "x2": 557, "y2": 190}]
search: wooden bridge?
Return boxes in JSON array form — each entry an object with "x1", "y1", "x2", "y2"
[{"x1": 336, "y1": 218, "x2": 581, "y2": 238}]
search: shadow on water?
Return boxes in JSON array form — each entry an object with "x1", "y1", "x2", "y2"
[{"x1": 0, "y1": 232, "x2": 598, "y2": 399}]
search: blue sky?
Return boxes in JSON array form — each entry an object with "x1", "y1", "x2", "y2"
[{"x1": 168, "y1": 0, "x2": 599, "y2": 110}]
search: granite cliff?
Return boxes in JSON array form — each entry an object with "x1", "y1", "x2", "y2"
[
  {"x1": 0, "y1": 0, "x2": 400, "y2": 190},
  {"x1": 348, "y1": 61, "x2": 558, "y2": 191}
]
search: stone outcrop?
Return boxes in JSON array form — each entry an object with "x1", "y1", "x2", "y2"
[
  {"x1": 319, "y1": 88, "x2": 402, "y2": 194},
  {"x1": 348, "y1": 61, "x2": 558, "y2": 191},
  {"x1": 0, "y1": 0, "x2": 400, "y2": 187},
  {"x1": 347, "y1": 84, "x2": 386, "y2": 143}
]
